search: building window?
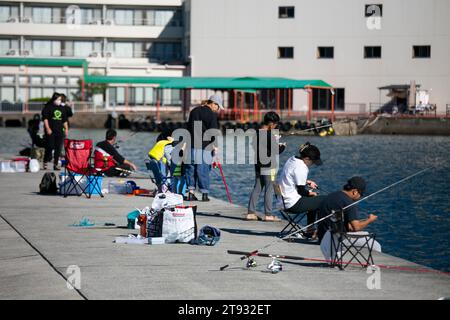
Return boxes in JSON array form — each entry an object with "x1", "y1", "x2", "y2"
[
  {"x1": 365, "y1": 4, "x2": 382, "y2": 17},
  {"x1": 279, "y1": 6, "x2": 295, "y2": 18},
  {"x1": 413, "y1": 45, "x2": 431, "y2": 58},
  {"x1": 80, "y1": 8, "x2": 102, "y2": 24},
  {"x1": 149, "y1": 42, "x2": 182, "y2": 62},
  {"x1": 0, "y1": 39, "x2": 19, "y2": 55},
  {"x1": 364, "y1": 46, "x2": 381, "y2": 58},
  {"x1": 312, "y1": 88, "x2": 345, "y2": 111},
  {"x1": 0, "y1": 5, "x2": 19, "y2": 22},
  {"x1": 278, "y1": 47, "x2": 294, "y2": 59},
  {"x1": 25, "y1": 40, "x2": 61, "y2": 57},
  {"x1": 317, "y1": 47, "x2": 334, "y2": 59},
  {"x1": 0, "y1": 87, "x2": 15, "y2": 102},
  {"x1": 73, "y1": 41, "x2": 100, "y2": 57}
]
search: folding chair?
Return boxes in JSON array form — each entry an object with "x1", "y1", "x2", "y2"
[
  {"x1": 329, "y1": 210, "x2": 376, "y2": 270},
  {"x1": 273, "y1": 183, "x2": 307, "y2": 238},
  {"x1": 145, "y1": 158, "x2": 172, "y2": 193},
  {"x1": 63, "y1": 139, "x2": 104, "y2": 198}
]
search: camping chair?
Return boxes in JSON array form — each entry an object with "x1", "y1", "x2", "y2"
[
  {"x1": 63, "y1": 139, "x2": 104, "y2": 198},
  {"x1": 273, "y1": 184, "x2": 307, "y2": 238},
  {"x1": 329, "y1": 210, "x2": 376, "y2": 270}
]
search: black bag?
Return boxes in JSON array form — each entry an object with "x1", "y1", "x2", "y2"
[{"x1": 39, "y1": 172, "x2": 58, "y2": 195}]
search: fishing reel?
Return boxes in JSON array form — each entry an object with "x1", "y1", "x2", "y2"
[
  {"x1": 246, "y1": 257, "x2": 257, "y2": 269},
  {"x1": 267, "y1": 258, "x2": 283, "y2": 274}
]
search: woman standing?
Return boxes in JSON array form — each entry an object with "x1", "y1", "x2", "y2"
[{"x1": 42, "y1": 92, "x2": 69, "y2": 170}]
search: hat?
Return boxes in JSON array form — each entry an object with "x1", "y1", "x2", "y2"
[
  {"x1": 299, "y1": 142, "x2": 323, "y2": 166},
  {"x1": 346, "y1": 176, "x2": 366, "y2": 195},
  {"x1": 208, "y1": 94, "x2": 224, "y2": 110}
]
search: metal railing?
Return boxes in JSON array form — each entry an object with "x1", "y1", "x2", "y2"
[
  {"x1": 447, "y1": 104, "x2": 450, "y2": 116},
  {"x1": 369, "y1": 102, "x2": 442, "y2": 118},
  {"x1": 0, "y1": 101, "x2": 101, "y2": 114}
]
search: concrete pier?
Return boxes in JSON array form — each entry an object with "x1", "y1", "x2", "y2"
[{"x1": 0, "y1": 171, "x2": 449, "y2": 300}]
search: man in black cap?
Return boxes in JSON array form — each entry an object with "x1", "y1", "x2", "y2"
[{"x1": 317, "y1": 176, "x2": 378, "y2": 243}]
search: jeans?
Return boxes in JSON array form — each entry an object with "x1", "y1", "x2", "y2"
[
  {"x1": 146, "y1": 158, "x2": 168, "y2": 192},
  {"x1": 185, "y1": 148, "x2": 213, "y2": 194}
]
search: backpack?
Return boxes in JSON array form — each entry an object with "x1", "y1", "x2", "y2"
[{"x1": 39, "y1": 172, "x2": 58, "y2": 195}]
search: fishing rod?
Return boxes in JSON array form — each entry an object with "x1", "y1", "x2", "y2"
[
  {"x1": 226, "y1": 250, "x2": 450, "y2": 276},
  {"x1": 219, "y1": 166, "x2": 433, "y2": 271},
  {"x1": 114, "y1": 131, "x2": 141, "y2": 148},
  {"x1": 212, "y1": 161, "x2": 233, "y2": 204}
]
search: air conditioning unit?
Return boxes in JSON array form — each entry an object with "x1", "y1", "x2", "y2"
[
  {"x1": 6, "y1": 17, "x2": 19, "y2": 23},
  {"x1": 88, "y1": 20, "x2": 102, "y2": 25},
  {"x1": 104, "y1": 19, "x2": 114, "y2": 26},
  {"x1": 89, "y1": 51, "x2": 101, "y2": 58},
  {"x1": 22, "y1": 17, "x2": 32, "y2": 23},
  {"x1": 22, "y1": 50, "x2": 33, "y2": 57},
  {"x1": 6, "y1": 49, "x2": 19, "y2": 56},
  {"x1": 104, "y1": 51, "x2": 113, "y2": 58}
]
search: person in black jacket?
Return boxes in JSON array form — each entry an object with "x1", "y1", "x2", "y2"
[
  {"x1": 185, "y1": 94, "x2": 223, "y2": 202},
  {"x1": 60, "y1": 94, "x2": 74, "y2": 127},
  {"x1": 42, "y1": 92, "x2": 68, "y2": 170},
  {"x1": 247, "y1": 112, "x2": 286, "y2": 221}
]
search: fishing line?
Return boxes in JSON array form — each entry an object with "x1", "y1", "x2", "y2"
[{"x1": 219, "y1": 166, "x2": 433, "y2": 271}]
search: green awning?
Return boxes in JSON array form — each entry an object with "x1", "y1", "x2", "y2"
[
  {"x1": 0, "y1": 58, "x2": 332, "y2": 89},
  {"x1": 0, "y1": 57, "x2": 87, "y2": 67},
  {"x1": 84, "y1": 75, "x2": 332, "y2": 89}
]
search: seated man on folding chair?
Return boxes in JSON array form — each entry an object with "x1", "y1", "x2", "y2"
[
  {"x1": 94, "y1": 129, "x2": 138, "y2": 177},
  {"x1": 277, "y1": 142, "x2": 326, "y2": 239},
  {"x1": 317, "y1": 176, "x2": 378, "y2": 243}
]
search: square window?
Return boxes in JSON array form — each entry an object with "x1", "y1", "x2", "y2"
[
  {"x1": 365, "y1": 4, "x2": 382, "y2": 17},
  {"x1": 278, "y1": 47, "x2": 294, "y2": 59},
  {"x1": 413, "y1": 45, "x2": 431, "y2": 58},
  {"x1": 364, "y1": 46, "x2": 381, "y2": 58},
  {"x1": 317, "y1": 47, "x2": 334, "y2": 59},
  {"x1": 279, "y1": 6, "x2": 295, "y2": 18}
]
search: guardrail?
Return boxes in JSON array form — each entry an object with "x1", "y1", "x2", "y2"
[
  {"x1": 0, "y1": 101, "x2": 101, "y2": 114},
  {"x1": 369, "y1": 102, "x2": 441, "y2": 118}
]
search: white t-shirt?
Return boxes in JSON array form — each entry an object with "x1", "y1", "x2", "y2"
[{"x1": 277, "y1": 156, "x2": 308, "y2": 209}]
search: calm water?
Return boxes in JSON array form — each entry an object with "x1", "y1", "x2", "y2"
[{"x1": 1, "y1": 128, "x2": 449, "y2": 272}]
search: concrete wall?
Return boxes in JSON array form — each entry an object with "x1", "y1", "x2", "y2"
[{"x1": 190, "y1": 0, "x2": 450, "y2": 113}]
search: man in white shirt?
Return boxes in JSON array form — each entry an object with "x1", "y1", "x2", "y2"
[{"x1": 277, "y1": 142, "x2": 326, "y2": 238}]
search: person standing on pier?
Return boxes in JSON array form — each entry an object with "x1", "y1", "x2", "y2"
[
  {"x1": 42, "y1": 92, "x2": 69, "y2": 171},
  {"x1": 185, "y1": 94, "x2": 223, "y2": 202},
  {"x1": 247, "y1": 112, "x2": 286, "y2": 221}
]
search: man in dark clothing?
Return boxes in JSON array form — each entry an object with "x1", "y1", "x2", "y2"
[
  {"x1": 247, "y1": 112, "x2": 286, "y2": 221},
  {"x1": 317, "y1": 176, "x2": 378, "y2": 243},
  {"x1": 185, "y1": 94, "x2": 222, "y2": 202},
  {"x1": 42, "y1": 93, "x2": 68, "y2": 170},
  {"x1": 94, "y1": 129, "x2": 138, "y2": 177}
]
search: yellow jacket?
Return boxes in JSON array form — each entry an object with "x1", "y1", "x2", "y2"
[{"x1": 148, "y1": 140, "x2": 172, "y2": 163}]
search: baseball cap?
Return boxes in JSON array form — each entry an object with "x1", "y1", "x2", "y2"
[
  {"x1": 346, "y1": 176, "x2": 367, "y2": 195},
  {"x1": 209, "y1": 94, "x2": 224, "y2": 110},
  {"x1": 299, "y1": 142, "x2": 323, "y2": 166}
]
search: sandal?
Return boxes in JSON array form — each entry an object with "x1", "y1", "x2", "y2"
[
  {"x1": 263, "y1": 215, "x2": 282, "y2": 222},
  {"x1": 245, "y1": 213, "x2": 259, "y2": 221}
]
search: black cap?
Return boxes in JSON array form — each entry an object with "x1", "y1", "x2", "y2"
[
  {"x1": 299, "y1": 142, "x2": 323, "y2": 166},
  {"x1": 345, "y1": 176, "x2": 366, "y2": 195}
]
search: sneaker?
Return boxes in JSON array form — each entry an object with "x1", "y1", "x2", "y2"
[
  {"x1": 202, "y1": 193, "x2": 210, "y2": 202},
  {"x1": 53, "y1": 165, "x2": 61, "y2": 171}
]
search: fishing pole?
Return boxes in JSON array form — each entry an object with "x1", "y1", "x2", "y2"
[
  {"x1": 212, "y1": 161, "x2": 233, "y2": 204},
  {"x1": 226, "y1": 250, "x2": 450, "y2": 276},
  {"x1": 219, "y1": 166, "x2": 433, "y2": 271}
]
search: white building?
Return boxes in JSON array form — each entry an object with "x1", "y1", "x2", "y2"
[
  {"x1": 188, "y1": 0, "x2": 450, "y2": 115},
  {"x1": 1, "y1": 0, "x2": 449, "y2": 117},
  {"x1": 0, "y1": 0, "x2": 186, "y2": 109}
]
